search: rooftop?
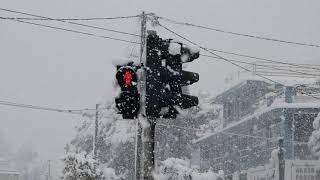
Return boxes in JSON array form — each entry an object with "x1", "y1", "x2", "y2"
[
  {"x1": 194, "y1": 75, "x2": 320, "y2": 144},
  {"x1": 0, "y1": 158, "x2": 19, "y2": 175}
]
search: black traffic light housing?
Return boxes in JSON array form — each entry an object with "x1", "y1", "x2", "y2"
[
  {"x1": 146, "y1": 31, "x2": 199, "y2": 118},
  {"x1": 115, "y1": 62, "x2": 140, "y2": 119}
]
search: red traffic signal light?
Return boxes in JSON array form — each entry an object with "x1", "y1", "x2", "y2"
[
  {"x1": 116, "y1": 66, "x2": 138, "y2": 90},
  {"x1": 115, "y1": 65, "x2": 140, "y2": 119},
  {"x1": 123, "y1": 71, "x2": 133, "y2": 87}
]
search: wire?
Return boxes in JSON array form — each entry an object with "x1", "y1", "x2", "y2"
[
  {"x1": 201, "y1": 54, "x2": 320, "y2": 77},
  {"x1": 158, "y1": 23, "x2": 320, "y2": 100},
  {"x1": 208, "y1": 48, "x2": 320, "y2": 71},
  {"x1": 202, "y1": 54, "x2": 320, "y2": 77},
  {"x1": 158, "y1": 123, "x2": 271, "y2": 140},
  {"x1": 202, "y1": 54, "x2": 253, "y2": 65},
  {"x1": 158, "y1": 123, "x2": 309, "y2": 146},
  {"x1": 255, "y1": 68, "x2": 320, "y2": 76},
  {"x1": 158, "y1": 23, "x2": 280, "y2": 84},
  {"x1": 2, "y1": 18, "x2": 141, "y2": 44},
  {"x1": 157, "y1": 123, "x2": 200, "y2": 132},
  {"x1": 255, "y1": 65, "x2": 320, "y2": 74},
  {"x1": 0, "y1": 100, "x2": 82, "y2": 114},
  {"x1": 0, "y1": 8, "x2": 140, "y2": 37},
  {"x1": 254, "y1": 73, "x2": 316, "y2": 79},
  {"x1": 0, "y1": 15, "x2": 141, "y2": 21},
  {"x1": 156, "y1": 15, "x2": 320, "y2": 48},
  {"x1": 0, "y1": 99, "x2": 112, "y2": 118}
]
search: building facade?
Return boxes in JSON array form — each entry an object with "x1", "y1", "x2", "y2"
[
  {"x1": 194, "y1": 80, "x2": 320, "y2": 175},
  {"x1": 0, "y1": 159, "x2": 19, "y2": 180}
]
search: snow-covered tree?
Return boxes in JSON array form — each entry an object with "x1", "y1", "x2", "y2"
[
  {"x1": 12, "y1": 143, "x2": 46, "y2": 180},
  {"x1": 102, "y1": 168, "x2": 124, "y2": 180},
  {"x1": 69, "y1": 90, "x2": 221, "y2": 179},
  {"x1": 61, "y1": 152, "x2": 102, "y2": 180},
  {"x1": 156, "y1": 90, "x2": 222, "y2": 161},
  {"x1": 155, "y1": 158, "x2": 219, "y2": 180},
  {"x1": 70, "y1": 101, "x2": 135, "y2": 179},
  {"x1": 156, "y1": 158, "x2": 192, "y2": 180},
  {"x1": 309, "y1": 112, "x2": 320, "y2": 157}
]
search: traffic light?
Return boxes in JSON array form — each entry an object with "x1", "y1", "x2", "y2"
[
  {"x1": 163, "y1": 40, "x2": 199, "y2": 118},
  {"x1": 115, "y1": 62, "x2": 140, "y2": 119},
  {"x1": 146, "y1": 31, "x2": 199, "y2": 118}
]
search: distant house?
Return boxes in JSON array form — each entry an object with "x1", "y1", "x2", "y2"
[
  {"x1": 0, "y1": 158, "x2": 19, "y2": 180},
  {"x1": 193, "y1": 79, "x2": 320, "y2": 175}
]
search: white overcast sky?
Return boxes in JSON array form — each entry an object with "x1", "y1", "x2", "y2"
[{"x1": 0, "y1": 0, "x2": 319, "y2": 161}]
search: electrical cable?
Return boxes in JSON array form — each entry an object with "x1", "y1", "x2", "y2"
[
  {"x1": 158, "y1": 23, "x2": 320, "y2": 100},
  {"x1": 0, "y1": 100, "x2": 82, "y2": 114},
  {"x1": 0, "y1": 99, "x2": 110, "y2": 116},
  {"x1": 0, "y1": 14, "x2": 141, "y2": 21},
  {"x1": 2, "y1": 18, "x2": 141, "y2": 44},
  {"x1": 156, "y1": 15, "x2": 320, "y2": 48},
  {"x1": 0, "y1": 8, "x2": 141, "y2": 37},
  {"x1": 157, "y1": 123, "x2": 308, "y2": 145},
  {"x1": 208, "y1": 48, "x2": 320, "y2": 71},
  {"x1": 202, "y1": 54, "x2": 320, "y2": 77},
  {"x1": 158, "y1": 23, "x2": 280, "y2": 84},
  {"x1": 157, "y1": 123, "x2": 309, "y2": 146}
]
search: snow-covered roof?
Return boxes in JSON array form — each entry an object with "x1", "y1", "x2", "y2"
[
  {"x1": 0, "y1": 170, "x2": 20, "y2": 175},
  {"x1": 220, "y1": 71, "x2": 317, "y2": 95},
  {"x1": 0, "y1": 159, "x2": 19, "y2": 175},
  {"x1": 213, "y1": 79, "x2": 274, "y2": 103}
]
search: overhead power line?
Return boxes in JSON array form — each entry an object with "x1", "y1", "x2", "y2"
[
  {"x1": 0, "y1": 100, "x2": 82, "y2": 114},
  {"x1": 0, "y1": 8, "x2": 140, "y2": 37},
  {"x1": 158, "y1": 123, "x2": 309, "y2": 145},
  {"x1": 158, "y1": 123, "x2": 284, "y2": 142},
  {"x1": 0, "y1": 15, "x2": 141, "y2": 21},
  {"x1": 202, "y1": 54, "x2": 320, "y2": 77},
  {"x1": 0, "y1": 99, "x2": 110, "y2": 116},
  {"x1": 156, "y1": 15, "x2": 320, "y2": 48},
  {"x1": 202, "y1": 54, "x2": 320, "y2": 73},
  {"x1": 208, "y1": 48, "x2": 320, "y2": 71},
  {"x1": 158, "y1": 23, "x2": 280, "y2": 84},
  {"x1": 2, "y1": 18, "x2": 141, "y2": 44},
  {"x1": 158, "y1": 23, "x2": 320, "y2": 100}
]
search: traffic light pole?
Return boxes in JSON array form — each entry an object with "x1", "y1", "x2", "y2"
[
  {"x1": 93, "y1": 104, "x2": 99, "y2": 179},
  {"x1": 142, "y1": 118, "x2": 156, "y2": 180},
  {"x1": 143, "y1": 31, "x2": 200, "y2": 180},
  {"x1": 93, "y1": 104, "x2": 99, "y2": 160},
  {"x1": 135, "y1": 11, "x2": 147, "y2": 180},
  {"x1": 140, "y1": 12, "x2": 147, "y2": 64},
  {"x1": 135, "y1": 119, "x2": 142, "y2": 180}
]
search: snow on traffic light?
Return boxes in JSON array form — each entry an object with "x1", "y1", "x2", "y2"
[
  {"x1": 146, "y1": 30, "x2": 200, "y2": 118},
  {"x1": 115, "y1": 63, "x2": 140, "y2": 119}
]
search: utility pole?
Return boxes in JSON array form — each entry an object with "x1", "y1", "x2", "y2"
[
  {"x1": 135, "y1": 11, "x2": 147, "y2": 180},
  {"x1": 46, "y1": 160, "x2": 51, "y2": 180},
  {"x1": 142, "y1": 117, "x2": 156, "y2": 180},
  {"x1": 278, "y1": 138, "x2": 285, "y2": 180},
  {"x1": 93, "y1": 104, "x2": 99, "y2": 160},
  {"x1": 140, "y1": 11, "x2": 147, "y2": 64}
]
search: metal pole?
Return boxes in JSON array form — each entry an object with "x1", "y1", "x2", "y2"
[
  {"x1": 47, "y1": 160, "x2": 51, "y2": 180},
  {"x1": 135, "y1": 120, "x2": 142, "y2": 180},
  {"x1": 278, "y1": 139, "x2": 285, "y2": 180},
  {"x1": 140, "y1": 11, "x2": 147, "y2": 64},
  {"x1": 142, "y1": 118, "x2": 155, "y2": 180},
  {"x1": 135, "y1": 11, "x2": 147, "y2": 180},
  {"x1": 94, "y1": 104, "x2": 99, "y2": 159}
]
